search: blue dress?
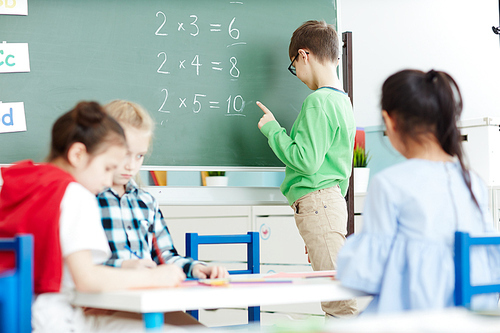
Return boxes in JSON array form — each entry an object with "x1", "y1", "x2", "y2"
[{"x1": 337, "y1": 159, "x2": 500, "y2": 314}]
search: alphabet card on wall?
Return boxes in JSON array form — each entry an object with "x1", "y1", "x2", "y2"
[
  {"x1": 0, "y1": 42, "x2": 30, "y2": 73},
  {"x1": 0, "y1": 102, "x2": 27, "y2": 134},
  {"x1": 0, "y1": 0, "x2": 28, "y2": 15}
]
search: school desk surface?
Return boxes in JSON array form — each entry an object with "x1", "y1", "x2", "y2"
[{"x1": 72, "y1": 274, "x2": 368, "y2": 330}]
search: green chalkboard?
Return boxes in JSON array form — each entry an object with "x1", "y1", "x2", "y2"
[{"x1": 0, "y1": 0, "x2": 337, "y2": 168}]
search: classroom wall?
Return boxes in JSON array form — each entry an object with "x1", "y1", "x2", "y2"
[{"x1": 341, "y1": 0, "x2": 500, "y2": 127}]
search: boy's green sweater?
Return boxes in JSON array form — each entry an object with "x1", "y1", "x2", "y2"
[{"x1": 260, "y1": 87, "x2": 355, "y2": 205}]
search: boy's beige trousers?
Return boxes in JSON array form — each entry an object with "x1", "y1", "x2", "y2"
[{"x1": 291, "y1": 186, "x2": 358, "y2": 317}]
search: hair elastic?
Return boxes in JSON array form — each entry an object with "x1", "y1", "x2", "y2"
[{"x1": 426, "y1": 70, "x2": 438, "y2": 83}]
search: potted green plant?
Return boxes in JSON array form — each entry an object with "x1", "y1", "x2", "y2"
[
  {"x1": 205, "y1": 171, "x2": 228, "y2": 186},
  {"x1": 353, "y1": 145, "x2": 371, "y2": 193}
]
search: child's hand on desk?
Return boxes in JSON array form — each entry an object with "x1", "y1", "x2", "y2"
[
  {"x1": 121, "y1": 259, "x2": 157, "y2": 270},
  {"x1": 256, "y1": 101, "x2": 276, "y2": 129},
  {"x1": 154, "y1": 264, "x2": 186, "y2": 287},
  {"x1": 192, "y1": 264, "x2": 229, "y2": 279}
]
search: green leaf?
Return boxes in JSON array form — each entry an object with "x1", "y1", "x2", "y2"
[
  {"x1": 353, "y1": 145, "x2": 371, "y2": 168},
  {"x1": 207, "y1": 171, "x2": 226, "y2": 177}
]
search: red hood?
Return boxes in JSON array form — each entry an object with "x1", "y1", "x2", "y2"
[
  {"x1": 0, "y1": 160, "x2": 75, "y2": 293},
  {"x1": 1, "y1": 160, "x2": 73, "y2": 208}
]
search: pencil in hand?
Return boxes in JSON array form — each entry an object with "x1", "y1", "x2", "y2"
[{"x1": 152, "y1": 234, "x2": 166, "y2": 265}]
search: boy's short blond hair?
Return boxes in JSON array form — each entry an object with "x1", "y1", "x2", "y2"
[
  {"x1": 289, "y1": 20, "x2": 339, "y2": 63},
  {"x1": 104, "y1": 100, "x2": 154, "y2": 135}
]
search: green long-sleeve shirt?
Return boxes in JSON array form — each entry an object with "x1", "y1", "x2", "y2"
[{"x1": 260, "y1": 87, "x2": 356, "y2": 205}]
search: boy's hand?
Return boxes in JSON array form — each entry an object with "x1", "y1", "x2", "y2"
[
  {"x1": 256, "y1": 101, "x2": 276, "y2": 129},
  {"x1": 121, "y1": 259, "x2": 157, "y2": 270},
  {"x1": 154, "y1": 264, "x2": 186, "y2": 287},
  {"x1": 192, "y1": 264, "x2": 230, "y2": 279}
]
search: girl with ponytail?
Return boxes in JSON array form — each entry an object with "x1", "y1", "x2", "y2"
[
  {"x1": 336, "y1": 70, "x2": 500, "y2": 314},
  {"x1": 0, "y1": 101, "x2": 186, "y2": 332}
]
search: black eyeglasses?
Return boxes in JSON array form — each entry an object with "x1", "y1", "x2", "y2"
[{"x1": 288, "y1": 51, "x2": 309, "y2": 76}]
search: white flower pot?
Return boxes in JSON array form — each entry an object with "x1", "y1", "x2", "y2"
[
  {"x1": 354, "y1": 167, "x2": 370, "y2": 193},
  {"x1": 205, "y1": 176, "x2": 228, "y2": 186}
]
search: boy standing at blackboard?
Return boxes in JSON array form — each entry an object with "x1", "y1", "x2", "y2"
[{"x1": 256, "y1": 20, "x2": 357, "y2": 318}]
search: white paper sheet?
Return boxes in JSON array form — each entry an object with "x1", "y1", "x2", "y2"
[
  {"x1": 0, "y1": 0, "x2": 28, "y2": 16},
  {"x1": 0, "y1": 102, "x2": 27, "y2": 133},
  {"x1": 0, "y1": 42, "x2": 30, "y2": 73}
]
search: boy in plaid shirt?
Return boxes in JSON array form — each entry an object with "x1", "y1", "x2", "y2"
[{"x1": 97, "y1": 100, "x2": 228, "y2": 280}]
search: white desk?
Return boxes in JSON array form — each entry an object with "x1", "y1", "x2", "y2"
[{"x1": 72, "y1": 275, "x2": 368, "y2": 331}]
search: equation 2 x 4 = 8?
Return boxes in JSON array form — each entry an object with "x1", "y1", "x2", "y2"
[
  {"x1": 158, "y1": 90, "x2": 245, "y2": 116},
  {"x1": 157, "y1": 53, "x2": 240, "y2": 78}
]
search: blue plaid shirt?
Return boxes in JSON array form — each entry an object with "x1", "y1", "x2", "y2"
[{"x1": 97, "y1": 179, "x2": 201, "y2": 277}]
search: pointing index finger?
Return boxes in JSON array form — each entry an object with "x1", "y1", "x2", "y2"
[{"x1": 256, "y1": 101, "x2": 271, "y2": 114}]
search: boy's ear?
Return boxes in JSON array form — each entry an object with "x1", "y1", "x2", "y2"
[
  {"x1": 298, "y1": 49, "x2": 309, "y2": 60},
  {"x1": 67, "y1": 142, "x2": 88, "y2": 168}
]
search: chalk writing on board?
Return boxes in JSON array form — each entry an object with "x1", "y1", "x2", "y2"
[
  {"x1": 155, "y1": 11, "x2": 168, "y2": 36},
  {"x1": 228, "y1": 18, "x2": 240, "y2": 39},
  {"x1": 210, "y1": 24, "x2": 221, "y2": 32},
  {"x1": 227, "y1": 95, "x2": 245, "y2": 116},
  {"x1": 159, "y1": 90, "x2": 245, "y2": 117},
  {"x1": 155, "y1": 12, "x2": 248, "y2": 50},
  {"x1": 156, "y1": 52, "x2": 170, "y2": 74},
  {"x1": 189, "y1": 15, "x2": 199, "y2": 37},
  {"x1": 156, "y1": 53, "x2": 240, "y2": 77},
  {"x1": 229, "y1": 57, "x2": 240, "y2": 78},
  {"x1": 158, "y1": 88, "x2": 169, "y2": 113},
  {"x1": 191, "y1": 55, "x2": 202, "y2": 76},
  {"x1": 154, "y1": 8, "x2": 247, "y2": 118}
]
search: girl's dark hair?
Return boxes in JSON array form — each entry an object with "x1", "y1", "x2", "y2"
[
  {"x1": 47, "y1": 101, "x2": 126, "y2": 161},
  {"x1": 381, "y1": 69, "x2": 478, "y2": 208}
]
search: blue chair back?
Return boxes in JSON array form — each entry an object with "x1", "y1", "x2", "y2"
[
  {"x1": 0, "y1": 235, "x2": 33, "y2": 333},
  {"x1": 454, "y1": 231, "x2": 500, "y2": 308},
  {"x1": 186, "y1": 232, "x2": 260, "y2": 323}
]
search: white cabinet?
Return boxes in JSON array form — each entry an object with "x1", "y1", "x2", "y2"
[
  {"x1": 488, "y1": 187, "x2": 500, "y2": 230},
  {"x1": 354, "y1": 193, "x2": 366, "y2": 233},
  {"x1": 458, "y1": 118, "x2": 500, "y2": 230},
  {"x1": 459, "y1": 118, "x2": 500, "y2": 186},
  {"x1": 257, "y1": 215, "x2": 309, "y2": 268},
  {"x1": 253, "y1": 206, "x2": 308, "y2": 267}
]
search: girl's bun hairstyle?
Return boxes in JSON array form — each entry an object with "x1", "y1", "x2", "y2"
[
  {"x1": 48, "y1": 101, "x2": 126, "y2": 161},
  {"x1": 74, "y1": 101, "x2": 107, "y2": 127}
]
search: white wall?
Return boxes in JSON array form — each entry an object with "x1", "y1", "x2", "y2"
[{"x1": 340, "y1": 0, "x2": 500, "y2": 127}]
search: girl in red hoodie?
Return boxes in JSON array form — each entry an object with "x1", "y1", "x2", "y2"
[{"x1": 0, "y1": 101, "x2": 185, "y2": 332}]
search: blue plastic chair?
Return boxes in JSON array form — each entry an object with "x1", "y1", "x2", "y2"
[
  {"x1": 0, "y1": 235, "x2": 33, "y2": 333},
  {"x1": 454, "y1": 231, "x2": 500, "y2": 308},
  {"x1": 185, "y1": 232, "x2": 260, "y2": 323}
]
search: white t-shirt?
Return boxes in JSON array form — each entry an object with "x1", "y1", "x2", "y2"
[
  {"x1": 31, "y1": 183, "x2": 174, "y2": 333},
  {"x1": 32, "y1": 182, "x2": 110, "y2": 333}
]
